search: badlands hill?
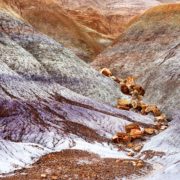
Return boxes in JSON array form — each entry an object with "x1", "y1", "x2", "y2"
[
  {"x1": 1, "y1": 0, "x2": 115, "y2": 61},
  {"x1": 92, "y1": 4, "x2": 180, "y2": 116},
  {"x1": 0, "y1": 1, "x2": 179, "y2": 180},
  {"x1": 58, "y1": 0, "x2": 178, "y2": 37},
  {"x1": 1, "y1": 0, "x2": 177, "y2": 62}
]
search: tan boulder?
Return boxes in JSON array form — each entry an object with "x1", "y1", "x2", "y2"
[
  {"x1": 127, "y1": 152, "x2": 135, "y2": 157},
  {"x1": 112, "y1": 132, "x2": 131, "y2": 143},
  {"x1": 131, "y1": 85, "x2": 145, "y2": 96},
  {"x1": 145, "y1": 105, "x2": 161, "y2": 116},
  {"x1": 144, "y1": 128, "x2": 155, "y2": 135},
  {"x1": 100, "y1": 68, "x2": 112, "y2": 77},
  {"x1": 136, "y1": 162, "x2": 144, "y2": 168},
  {"x1": 125, "y1": 123, "x2": 141, "y2": 133},
  {"x1": 41, "y1": 174, "x2": 47, "y2": 178},
  {"x1": 111, "y1": 76, "x2": 121, "y2": 83},
  {"x1": 120, "y1": 84, "x2": 131, "y2": 95},
  {"x1": 130, "y1": 129, "x2": 143, "y2": 139},
  {"x1": 155, "y1": 114, "x2": 167, "y2": 122},
  {"x1": 125, "y1": 76, "x2": 136, "y2": 87},
  {"x1": 131, "y1": 99, "x2": 142, "y2": 110},
  {"x1": 51, "y1": 176, "x2": 58, "y2": 180},
  {"x1": 117, "y1": 99, "x2": 131, "y2": 110},
  {"x1": 133, "y1": 145, "x2": 143, "y2": 152}
]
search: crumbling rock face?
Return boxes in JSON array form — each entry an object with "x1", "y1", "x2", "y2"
[{"x1": 92, "y1": 4, "x2": 180, "y2": 116}]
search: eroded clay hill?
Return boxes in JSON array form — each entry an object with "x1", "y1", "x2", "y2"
[
  {"x1": 92, "y1": 4, "x2": 180, "y2": 116},
  {"x1": 0, "y1": 1, "x2": 180, "y2": 180},
  {"x1": 1, "y1": 0, "x2": 178, "y2": 61},
  {"x1": 58, "y1": 0, "x2": 179, "y2": 37},
  {"x1": 58, "y1": 0, "x2": 159, "y2": 40},
  {"x1": 0, "y1": 4, "x2": 158, "y2": 178},
  {"x1": 0, "y1": 0, "x2": 115, "y2": 61}
]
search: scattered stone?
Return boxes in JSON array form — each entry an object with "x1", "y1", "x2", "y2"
[
  {"x1": 41, "y1": 174, "x2": 47, "y2": 178},
  {"x1": 131, "y1": 99, "x2": 142, "y2": 109},
  {"x1": 145, "y1": 105, "x2": 161, "y2": 116},
  {"x1": 112, "y1": 135, "x2": 119, "y2": 143},
  {"x1": 125, "y1": 76, "x2": 136, "y2": 87},
  {"x1": 111, "y1": 74, "x2": 169, "y2": 149},
  {"x1": 127, "y1": 143, "x2": 134, "y2": 148},
  {"x1": 144, "y1": 128, "x2": 155, "y2": 135},
  {"x1": 127, "y1": 152, "x2": 134, "y2": 157},
  {"x1": 117, "y1": 99, "x2": 131, "y2": 110},
  {"x1": 155, "y1": 114, "x2": 167, "y2": 122},
  {"x1": 136, "y1": 162, "x2": 144, "y2": 168},
  {"x1": 133, "y1": 145, "x2": 143, "y2": 152},
  {"x1": 160, "y1": 125, "x2": 168, "y2": 130},
  {"x1": 111, "y1": 76, "x2": 121, "y2": 83},
  {"x1": 120, "y1": 84, "x2": 131, "y2": 95},
  {"x1": 130, "y1": 129, "x2": 143, "y2": 139},
  {"x1": 125, "y1": 123, "x2": 141, "y2": 133},
  {"x1": 116, "y1": 132, "x2": 131, "y2": 143},
  {"x1": 100, "y1": 68, "x2": 112, "y2": 77},
  {"x1": 131, "y1": 85, "x2": 145, "y2": 96},
  {"x1": 20, "y1": 173, "x2": 28, "y2": 176},
  {"x1": 112, "y1": 133, "x2": 131, "y2": 143},
  {"x1": 51, "y1": 175, "x2": 58, "y2": 180},
  {"x1": 132, "y1": 161, "x2": 137, "y2": 166},
  {"x1": 141, "y1": 103, "x2": 148, "y2": 115},
  {"x1": 117, "y1": 105, "x2": 131, "y2": 111}
]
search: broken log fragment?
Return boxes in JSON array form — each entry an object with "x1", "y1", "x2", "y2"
[
  {"x1": 117, "y1": 99, "x2": 132, "y2": 110},
  {"x1": 125, "y1": 123, "x2": 141, "y2": 133},
  {"x1": 120, "y1": 84, "x2": 131, "y2": 95},
  {"x1": 100, "y1": 68, "x2": 112, "y2": 77},
  {"x1": 145, "y1": 105, "x2": 161, "y2": 116}
]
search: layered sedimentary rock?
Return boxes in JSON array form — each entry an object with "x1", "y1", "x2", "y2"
[
  {"x1": 58, "y1": 0, "x2": 178, "y2": 37},
  {"x1": 92, "y1": 4, "x2": 180, "y2": 116},
  {"x1": 58, "y1": 0, "x2": 159, "y2": 39},
  {"x1": 0, "y1": 0, "x2": 115, "y2": 61},
  {"x1": 0, "y1": 5, "x2": 127, "y2": 105},
  {"x1": 1, "y1": 0, "x2": 177, "y2": 61}
]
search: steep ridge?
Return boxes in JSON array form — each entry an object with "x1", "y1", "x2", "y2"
[
  {"x1": 59, "y1": 0, "x2": 162, "y2": 38},
  {"x1": 92, "y1": 4, "x2": 180, "y2": 116},
  {"x1": 58, "y1": 0, "x2": 178, "y2": 38},
  {"x1": 1, "y1": 0, "x2": 178, "y2": 61},
  {"x1": 0, "y1": 0, "x2": 114, "y2": 61}
]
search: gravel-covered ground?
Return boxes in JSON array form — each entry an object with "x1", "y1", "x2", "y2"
[{"x1": 0, "y1": 150, "x2": 152, "y2": 180}]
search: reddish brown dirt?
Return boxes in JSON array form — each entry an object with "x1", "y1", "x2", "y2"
[{"x1": 0, "y1": 150, "x2": 152, "y2": 180}]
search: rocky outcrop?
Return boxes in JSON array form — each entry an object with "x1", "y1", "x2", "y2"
[{"x1": 92, "y1": 4, "x2": 180, "y2": 116}]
